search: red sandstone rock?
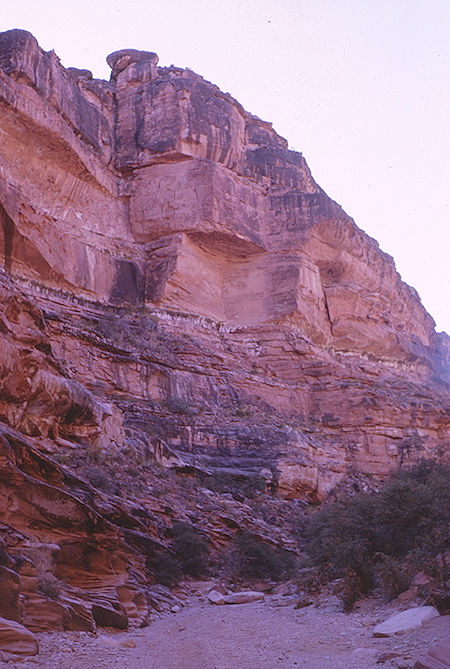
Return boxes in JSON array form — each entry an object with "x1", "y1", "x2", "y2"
[
  {"x1": 0, "y1": 616, "x2": 38, "y2": 655},
  {"x1": 0, "y1": 566, "x2": 21, "y2": 621},
  {"x1": 413, "y1": 639, "x2": 450, "y2": 669},
  {"x1": 0, "y1": 29, "x2": 448, "y2": 637}
]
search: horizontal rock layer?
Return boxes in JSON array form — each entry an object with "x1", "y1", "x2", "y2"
[{"x1": 0, "y1": 29, "x2": 448, "y2": 637}]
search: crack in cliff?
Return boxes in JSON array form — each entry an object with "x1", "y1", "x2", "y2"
[
  {"x1": 322, "y1": 286, "x2": 333, "y2": 336},
  {"x1": 0, "y1": 201, "x2": 14, "y2": 274}
]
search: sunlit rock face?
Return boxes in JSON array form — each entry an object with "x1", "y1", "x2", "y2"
[
  {"x1": 0, "y1": 29, "x2": 448, "y2": 634},
  {"x1": 1, "y1": 26, "x2": 449, "y2": 489}
]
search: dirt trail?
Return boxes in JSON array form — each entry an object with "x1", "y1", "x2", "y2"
[{"x1": 3, "y1": 598, "x2": 449, "y2": 669}]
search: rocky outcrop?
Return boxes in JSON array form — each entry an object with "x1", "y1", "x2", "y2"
[
  {"x1": 0, "y1": 617, "x2": 38, "y2": 656},
  {"x1": 0, "y1": 28, "x2": 449, "y2": 640}
]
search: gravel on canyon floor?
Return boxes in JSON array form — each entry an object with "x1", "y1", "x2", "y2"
[{"x1": 1, "y1": 593, "x2": 448, "y2": 669}]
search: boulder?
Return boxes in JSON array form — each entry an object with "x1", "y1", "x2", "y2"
[
  {"x1": 207, "y1": 590, "x2": 225, "y2": 605},
  {"x1": 351, "y1": 648, "x2": 378, "y2": 661},
  {"x1": 224, "y1": 591, "x2": 265, "y2": 605},
  {"x1": 413, "y1": 639, "x2": 450, "y2": 668},
  {"x1": 92, "y1": 602, "x2": 128, "y2": 630},
  {"x1": 62, "y1": 597, "x2": 96, "y2": 632},
  {"x1": 373, "y1": 606, "x2": 440, "y2": 637},
  {"x1": 23, "y1": 594, "x2": 68, "y2": 632},
  {"x1": 0, "y1": 616, "x2": 39, "y2": 656}
]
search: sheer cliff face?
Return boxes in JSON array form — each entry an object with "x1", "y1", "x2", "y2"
[
  {"x1": 0, "y1": 28, "x2": 448, "y2": 637},
  {"x1": 1, "y1": 29, "x2": 448, "y2": 495}
]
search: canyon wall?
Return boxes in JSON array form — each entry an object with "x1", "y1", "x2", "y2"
[{"x1": 0, "y1": 29, "x2": 448, "y2": 639}]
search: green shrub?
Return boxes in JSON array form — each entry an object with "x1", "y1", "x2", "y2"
[
  {"x1": 375, "y1": 555, "x2": 416, "y2": 600},
  {"x1": 228, "y1": 532, "x2": 298, "y2": 582},
  {"x1": 203, "y1": 472, "x2": 266, "y2": 500},
  {"x1": 374, "y1": 461, "x2": 449, "y2": 556},
  {"x1": 38, "y1": 577, "x2": 61, "y2": 600},
  {"x1": 146, "y1": 548, "x2": 182, "y2": 587},
  {"x1": 148, "y1": 522, "x2": 210, "y2": 585},
  {"x1": 303, "y1": 460, "x2": 450, "y2": 608},
  {"x1": 80, "y1": 465, "x2": 120, "y2": 495},
  {"x1": 171, "y1": 521, "x2": 210, "y2": 578}
]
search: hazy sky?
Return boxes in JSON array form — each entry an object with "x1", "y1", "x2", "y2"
[{"x1": 2, "y1": 0, "x2": 449, "y2": 332}]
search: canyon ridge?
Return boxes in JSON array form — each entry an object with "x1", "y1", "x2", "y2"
[{"x1": 0, "y1": 29, "x2": 448, "y2": 645}]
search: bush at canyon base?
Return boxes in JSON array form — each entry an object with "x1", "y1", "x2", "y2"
[{"x1": 303, "y1": 460, "x2": 450, "y2": 610}]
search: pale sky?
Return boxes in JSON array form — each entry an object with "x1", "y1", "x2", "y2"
[{"x1": 2, "y1": 0, "x2": 449, "y2": 333}]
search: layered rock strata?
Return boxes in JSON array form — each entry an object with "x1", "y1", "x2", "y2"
[{"x1": 0, "y1": 29, "x2": 448, "y2": 638}]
